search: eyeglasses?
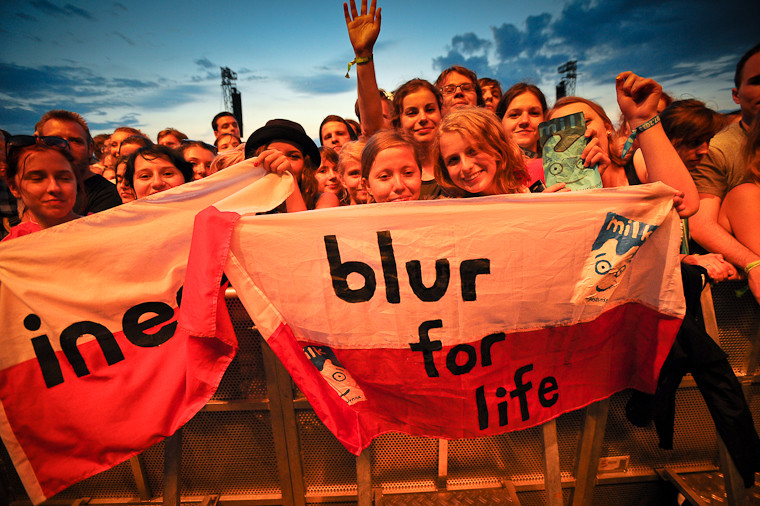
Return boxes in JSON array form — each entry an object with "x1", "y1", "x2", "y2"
[
  {"x1": 440, "y1": 83, "x2": 475, "y2": 95},
  {"x1": 6, "y1": 135, "x2": 70, "y2": 158}
]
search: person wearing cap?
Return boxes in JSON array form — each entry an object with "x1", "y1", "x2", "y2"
[{"x1": 245, "y1": 119, "x2": 321, "y2": 213}]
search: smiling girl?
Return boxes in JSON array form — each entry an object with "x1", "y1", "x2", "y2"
[
  {"x1": 125, "y1": 145, "x2": 194, "y2": 199},
  {"x1": 435, "y1": 107, "x2": 530, "y2": 197},
  {"x1": 3, "y1": 136, "x2": 82, "y2": 240},
  {"x1": 496, "y1": 83, "x2": 548, "y2": 159},
  {"x1": 361, "y1": 130, "x2": 422, "y2": 203},
  {"x1": 301, "y1": 146, "x2": 350, "y2": 209}
]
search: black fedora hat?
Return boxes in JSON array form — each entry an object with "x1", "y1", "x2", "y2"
[{"x1": 244, "y1": 119, "x2": 321, "y2": 166}]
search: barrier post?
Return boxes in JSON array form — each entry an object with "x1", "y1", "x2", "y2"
[
  {"x1": 163, "y1": 429, "x2": 182, "y2": 506},
  {"x1": 262, "y1": 337, "x2": 305, "y2": 506},
  {"x1": 701, "y1": 285, "x2": 750, "y2": 505},
  {"x1": 570, "y1": 399, "x2": 609, "y2": 506},
  {"x1": 542, "y1": 420, "x2": 563, "y2": 505},
  {"x1": 357, "y1": 447, "x2": 372, "y2": 506}
]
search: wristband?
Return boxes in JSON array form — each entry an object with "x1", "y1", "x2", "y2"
[
  {"x1": 745, "y1": 259, "x2": 760, "y2": 274},
  {"x1": 621, "y1": 115, "x2": 661, "y2": 159},
  {"x1": 345, "y1": 55, "x2": 373, "y2": 78}
]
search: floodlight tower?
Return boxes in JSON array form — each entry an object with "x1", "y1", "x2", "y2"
[
  {"x1": 220, "y1": 67, "x2": 243, "y2": 135},
  {"x1": 556, "y1": 60, "x2": 577, "y2": 100}
]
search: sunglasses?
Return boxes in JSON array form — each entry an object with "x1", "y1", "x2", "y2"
[{"x1": 6, "y1": 135, "x2": 71, "y2": 158}]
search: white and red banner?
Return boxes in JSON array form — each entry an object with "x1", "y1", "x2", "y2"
[
  {"x1": 0, "y1": 173, "x2": 685, "y2": 502},
  {"x1": 0, "y1": 161, "x2": 293, "y2": 504},
  {"x1": 180, "y1": 182, "x2": 686, "y2": 455}
]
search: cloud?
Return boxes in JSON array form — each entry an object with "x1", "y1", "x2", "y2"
[
  {"x1": 433, "y1": 0, "x2": 756, "y2": 98},
  {"x1": 113, "y1": 31, "x2": 135, "y2": 46},
  {"x1": 451, "y1": 33, "x2": 491, "y2": 55},
  {"x1": 191, "y1": 58, "x2": 222, "y2": 82},
  {"x1": 15, "y1": 12, "x2": 39, "y2": 22},
  {"x1": 30, "y1": 0, "x2": 96, "y2": 20},
  {"x1": 63, "y1": 4, "x2": 94, "y2": 20},
  {"x1": 194, "y1": 57, "x2": 216, "y2": 70},
  {"x1": 113, "y1": 2, "x2": 127, "y2": 12},
  {"x1": 0, "y1": 62, "x2": 210, "y2": 134}
]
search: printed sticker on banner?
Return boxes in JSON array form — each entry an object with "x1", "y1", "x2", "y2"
[
  {"x1": 304, "y1": 346, "x2": 366, "y2": 405},
  {"x1": 573, "y1": 212, "x2": 658, "y2": 305}
]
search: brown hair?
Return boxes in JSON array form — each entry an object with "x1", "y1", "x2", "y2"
[
  {"x1": 301, "y1": 146, "x2": 349, "y2": 209},
  {"x1": 157, "y1": 128, "x2": 188, "y2": 144},
  {"x1": 391, "y1": 79, "x2": 442, "y2": 129},
  {"x1": 660, "y1": 99, "x2": 724, "y2": 151},
  {"x1": 6, "y1": 143, "x2": 86, "y2": 214},
  {"x1": 434, "y1": 66, "x2": 484, "y2": 107},
  {"x1": 435, "y1": 107, "x2": 528, "y2": 197},
  {"x1": 361, "y1": 130, "x2": 423, "y2": 180},
  {"x1": 35, "y1": 110, "x2": 93, "y2": 142},
  {"x1": 495, "y1": 83, "x2": 547, "y2": 120}
]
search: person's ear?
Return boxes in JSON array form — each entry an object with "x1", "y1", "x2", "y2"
[
  {"x1": 8, "y1": 179, "x2": 20, "y2": 199},
  {"x1": 732, "y1": 88, "x2": 740, "y2": 105}
]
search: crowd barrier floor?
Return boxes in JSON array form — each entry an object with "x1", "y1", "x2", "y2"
[{"x1": 1, "y1": 281, "x2": 758, "y2": 506}]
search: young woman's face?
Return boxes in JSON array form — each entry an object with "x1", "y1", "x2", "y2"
[
  {"x1": 133, "y1": 154, "x2": 186, "y2": 198},
  {"x1": 340, "y1": 159, "x2": 369, "y2": 204},
  {"x1": 115, "y1": 160, "x2": 136, "y2": 203},
  {"x1": 267, "y1": 141, "x2": 305, "y2": 181},
  {"x1": 315, "y1": 159, "x2": 342, "y2": 194},
  {"x1": 502, "y1": 91, "x2": 544, "y2": 152},
  {"x1": 439, "y1": 131, "x2": 499, "y2": 195},
  {"x1": 216, "y1": 135, "x2": 240, "y2": 152},
  {"x1": 550, "y1": 102, "x2": 610, "y2": 156},
  {"x1": 321, "y1": 121, "x2": 351, "y2": 152},
  {"x1": 12, "y1": 149, "x2": 78, "y2": 224},
  {"x1": 365, "y1": 146, "x2": 421, "y2": 203},
  {"x1": 399, "y1": 89, "x2": 442, "y2": 145},
  {"x1": 183, "y1": 146, "x2": 214, "y2": 180}
]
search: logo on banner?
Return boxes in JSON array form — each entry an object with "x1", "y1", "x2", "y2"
[
  {"x1": 304, "y1": 346, "x2": 366, "y2": 406},
  {"x1": 573, "y1": 212, "x2": 658, "y2": 304}
]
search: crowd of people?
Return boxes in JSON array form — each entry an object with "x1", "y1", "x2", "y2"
[{"x1": 0, "y1": 0, "x2": 758, "y2": 486}]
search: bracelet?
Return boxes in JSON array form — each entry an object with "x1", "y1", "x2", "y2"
[
  {"x1": 345, "y1": 55, "x2": 373, "y2": 78},
  {"x1": 745, "y1": 259, "x2": 760, "y2": 274},
  {"x1": 621, "y1": 115, "x2": 661, "y2": 159}
]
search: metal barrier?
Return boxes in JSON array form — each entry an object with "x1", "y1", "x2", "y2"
[{"x1": 2, "y1": 283, "x2": 758, "y2": 506}]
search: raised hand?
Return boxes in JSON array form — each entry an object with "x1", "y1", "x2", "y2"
[
  {"x1": 344, "y1": 0, "x2": 381, "y2": 57},
  {"x1": 616, "y1": 71, "x2": 662, "y2": 129},
  {"x1": 255, "y1": 149, "x2": 293, "y2": 176}
]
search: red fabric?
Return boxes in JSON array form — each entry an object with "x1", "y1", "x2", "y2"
[
  {"x1": 266, "y1": 302, "x2": 681, "y2": 455},
  {"x1": 2, "y1": 221, "x2": 42, "y2": 242},
  {"x1": 525, "y1": 158, "x2": 545, "y2": 185},
  {"x1": 0, "y1": 293, "x2": 236, "y2": 500}
]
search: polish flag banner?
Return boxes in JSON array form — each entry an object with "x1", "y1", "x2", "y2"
[
  {"x1": 180, "y1": 182, "x2": 686, "y2": 456},
  {"x1": 0, "y1": 160, "x2": 293, "y2": 505}
]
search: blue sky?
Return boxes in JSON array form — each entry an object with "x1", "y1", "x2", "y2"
[{"x1": 0, "y1": 0, "x2": 755, "y2": 142}]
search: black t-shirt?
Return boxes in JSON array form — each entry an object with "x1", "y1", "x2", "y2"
[{"x1": 83, "y1": 174, "x2": 122, "y2": 214}]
